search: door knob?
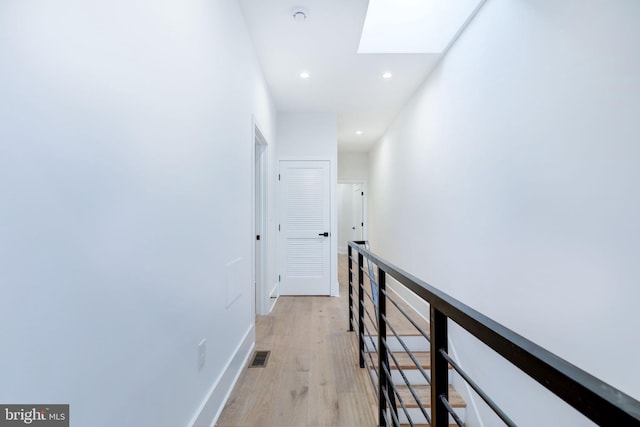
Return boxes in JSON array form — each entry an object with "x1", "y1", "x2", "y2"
[
  {"x1": 318, "y1": 232, "x2": 329, "y2": 237},
  {"x1": 351, "y1": 227, "x2": 356, "y2": 230}
]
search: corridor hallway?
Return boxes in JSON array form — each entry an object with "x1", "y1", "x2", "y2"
[{"x1": 215, "y1": 257, "x2": 377, "y2": 426}]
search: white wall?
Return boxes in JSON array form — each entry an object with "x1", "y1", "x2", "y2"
[
  {"x1": 338, "y1": 152, "x2": 369, "y2": 182},
  {"x1": 368, "y1": 0, "x2": 640, "y2": 425},
  {"x1": 0, "y1": 1, "x2": 276, "y2": 427},
  {"x1": 277, "y1": 112, "x2": 339, "y2": 296}
]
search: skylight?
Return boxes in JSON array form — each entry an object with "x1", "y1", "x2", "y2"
[{"x1": 358, "y1": 0, "x2": 485, "y2": 54}]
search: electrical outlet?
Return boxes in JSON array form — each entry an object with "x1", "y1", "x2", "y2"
[{"x1": 198, "y1": 339, "x2": 206, "y2": 371}]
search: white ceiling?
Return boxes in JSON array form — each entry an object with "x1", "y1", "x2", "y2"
[{"x1": 239, "y1": 0, "x2": 483, "y2": 152}]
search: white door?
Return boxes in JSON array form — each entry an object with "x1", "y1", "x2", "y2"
[
  {"x1": 279, "y1": 161, "x2": 331, "y2": 295},
  {"x1": 352, "y1": 184, "x2": 364, "y2": 241}
]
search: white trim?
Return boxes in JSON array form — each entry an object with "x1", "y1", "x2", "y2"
[
  {"x1": 337, "y1": 179, "x2": 369, "y2": 242},
  {"x1": 448, "y1": 340, "x2": 486, "y2": 427},
  {"x1": 252, "y1": 116, "x2": 272, "y2": 316},
  {"x1": 268, "y1": 281, "x2": 279, "y2": 312},
  {"x1": 386, "y1": 279, "x2": 429, "y2": 322},
  {"x1": 189, "y1": 325, "x2": 255, "y2": 427}
]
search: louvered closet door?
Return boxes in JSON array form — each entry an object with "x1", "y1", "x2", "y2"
[{"x1": 279, "y1": 161, "x2": 331, "y2": 295}]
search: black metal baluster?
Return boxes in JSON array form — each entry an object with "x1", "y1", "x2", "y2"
[
  {"x1": 348, "y1": 244, "x2": 354, "y2": 332},
  {"x1": 378, "y1": 268, "x2": 388, "y2": 426},
  {"x1": 430, "y1": 307, "x2": 449, "y2": 427},
  {"x1": 358, "y1": 251, "x2": 365, "y2": 369}
]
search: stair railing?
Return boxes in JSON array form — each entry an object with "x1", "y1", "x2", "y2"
[{"x1": 347, "y1": 241, "x2": 640, "y2": 427}]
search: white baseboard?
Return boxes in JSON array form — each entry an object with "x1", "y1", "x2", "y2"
[
  {"x1": 190, "y1": 324, "x2": 255, "y2": 427},
  {"x1": 448, "y1": 341, "x2": 486, "y2": 427},
  {"x1": 269, "y1": 282, "x2": 279, "y2": 298},
  {"x1": 386, "y1": 281, "x2": 429, "y2": 322},
  {"x1": 267, "y1": 282, "x2": 279, "y2": 313}
]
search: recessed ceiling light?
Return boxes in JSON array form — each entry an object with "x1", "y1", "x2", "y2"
[
  {"x1": 382, "y1": 72, "x2": 393, "y2": 79},
  {"x1": 355, "y1": 130, "x2": 363, "y2": 135},
  {"x1": 300, "y1": 72, "x2": 310, "y2": 79}
]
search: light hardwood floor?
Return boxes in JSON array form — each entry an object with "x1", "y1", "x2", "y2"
[{"x1": 215, "y1": 257, "x2": 378, "y2": 427}]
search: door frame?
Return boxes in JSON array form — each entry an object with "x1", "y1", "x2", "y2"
[
  {"x1": 252, "y1": 119, "x2": 270, "y2": 316},
  {"x1": 338, "y1": 180, "x2": 368, "y2": 244}
]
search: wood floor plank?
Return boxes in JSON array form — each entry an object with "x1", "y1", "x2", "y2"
[
  {"x1": 336, "y1": 391, "x2": 377, "y2": 427},
  {"x1": 395, "y1": 385, "x2": 466, "y2": 408},
  {"x1": 270, "y1": 371, "x2": 310, "y2": 426},
  {"x1": 216, "y1": 258, "x2": 377, "y2": 427},
  {"x1": 307, "y1": 299, "x2": 339, "y2": 426},
  {"x1": 216, "y1": 352, "x2": 281, "y2": 426}
]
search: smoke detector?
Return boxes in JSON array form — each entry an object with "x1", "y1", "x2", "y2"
[{"x1": 292, "y1": 7, "x2": 308, "y2": 23}]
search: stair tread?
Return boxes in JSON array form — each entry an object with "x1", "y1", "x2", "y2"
[
  {"x1": 367, "y1": 351, "x2": 431, "y2": 369},
  {"x1": 394, "y1": 385, "x2": 466, "y2": 409},
  {"x1": 402, "y1": 425, "x2": 461, "y2": 427},
  {"x1": 389, "y1": 351, "x2": 430, "y2": 369},
  {"x1": 365, "y1": 332, "x2": 426, "y2": 337},
  {"x1": 367, "y1": 351, "x2": 454, "y2": 372}
]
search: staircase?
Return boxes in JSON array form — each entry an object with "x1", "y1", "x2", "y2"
[
  {"x1": 364, "y1": 328, "x2": 467, "y2": 426},
  {"x1": 348, "y1": 244, "x2": 467, "y2": 426},
  {"x1": 348, "y1": 243, "x2": 640, "y2": 427}
]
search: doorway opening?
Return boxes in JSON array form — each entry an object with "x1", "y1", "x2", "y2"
[
  {"x1": 253, "y1": 123, "x2": 271, "y2": 316},
  {"x1": 337, "y1": 181, "x2": 367, "y2": 254}
]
